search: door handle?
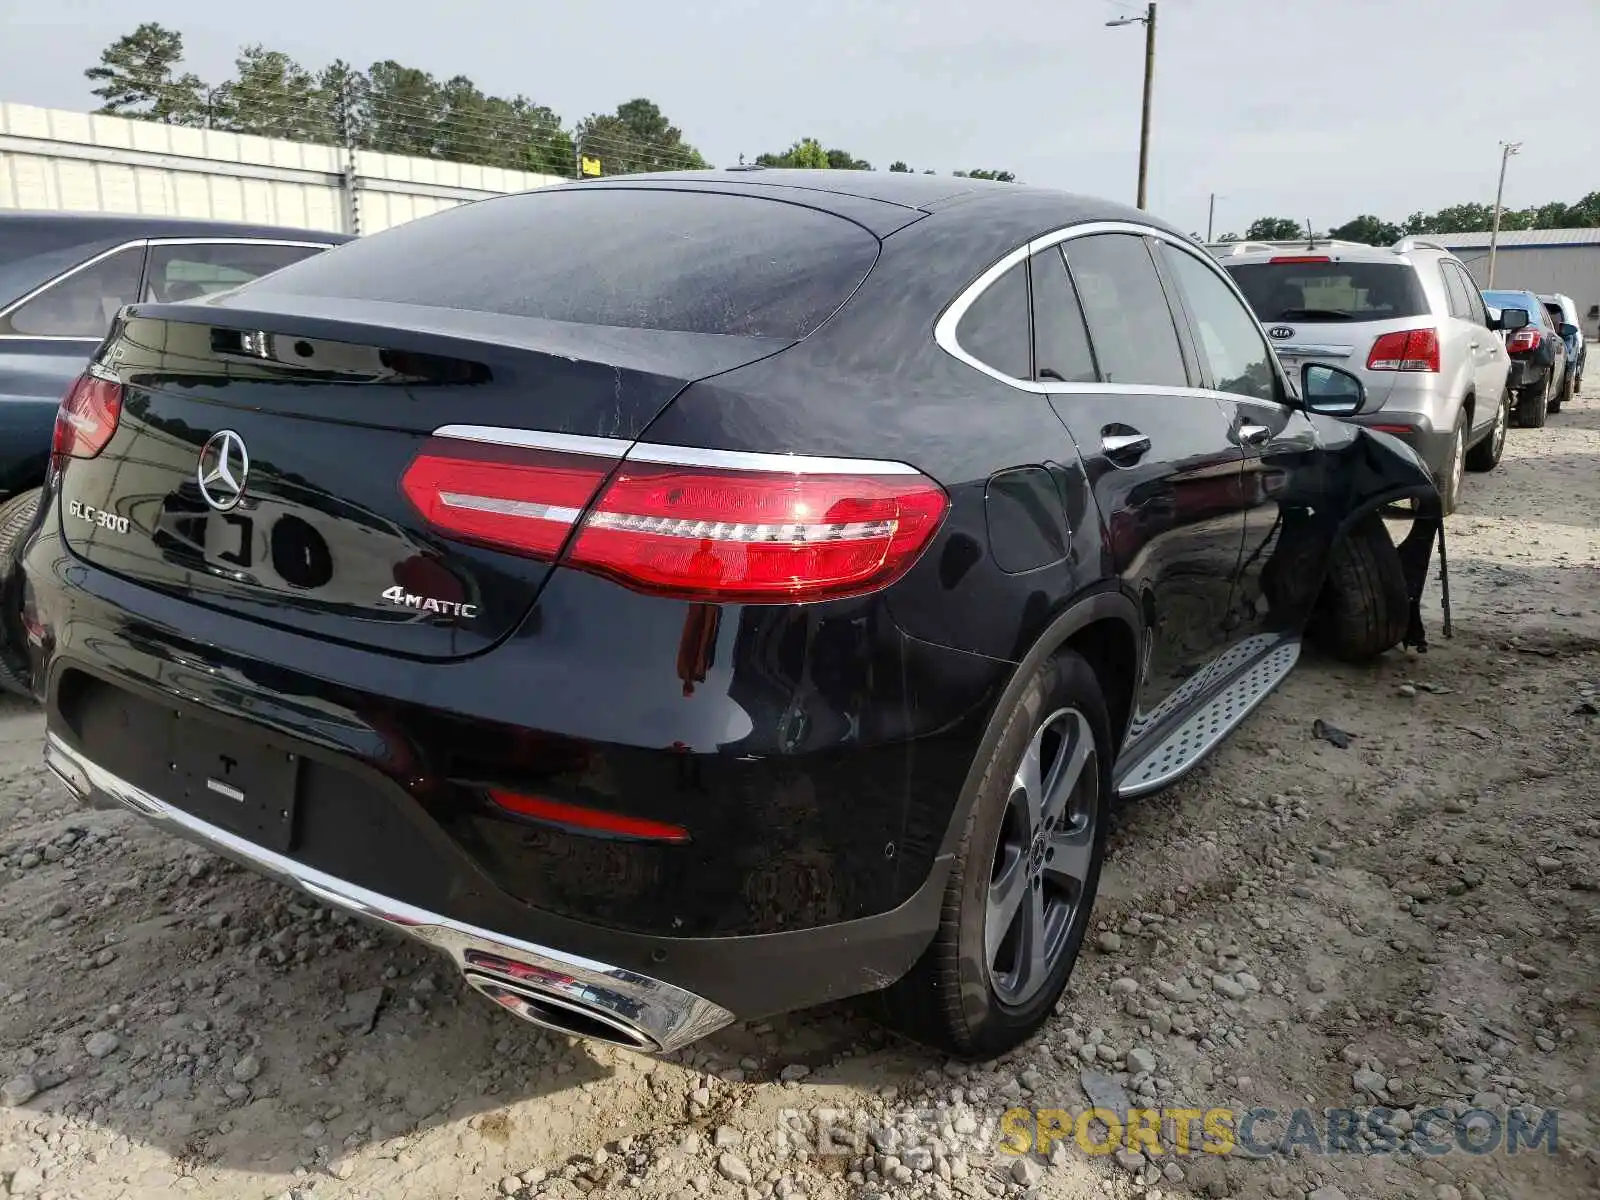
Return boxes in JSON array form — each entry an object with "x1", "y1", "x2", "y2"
[
  {"x1": 1101, "y1": 432, "x2": 1151, "y2": 459},
  {"x1": 1239, "y1": 423, "x2": 1272, "y2": 446}
]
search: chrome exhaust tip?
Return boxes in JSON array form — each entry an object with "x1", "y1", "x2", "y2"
[{"x1": 462, "y1": 972, "x2": 658, "y2": 1051}]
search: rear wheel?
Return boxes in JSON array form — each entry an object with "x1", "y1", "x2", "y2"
[
  {"x1": 878, "y1": 651, "x2": 1109, "y2": 1059},
  {"x1": 1309, "y1": 513, "x2": 1411, "y2": 663},
  {"x1": 1465, "y1": 388, "x2": 1509, "y2": 473},
  {"x1": 1438, "y1": 411, "x2": 1466, "y2": 514},
  {"x1": 0, "y1": 487, "x2": 41, "y2": 699},
  {"x1": 1517, "y1": 379, "x2": 1548, "y2": 428}
]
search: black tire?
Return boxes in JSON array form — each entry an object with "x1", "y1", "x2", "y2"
[
  {"x1": 876, "y1": 650, "x2": 1110, "y2": 1059},
  {"x1": 1437, "y1": 411, "x2": 1466, "y2": 515},
  {"x1": 1516, "y1": 380, "x2": 1548, "y2": 428},
  {"x1": 0, "y1": 487, "x2": 41, "y2": 699},
  {"x1": 1309, "y1": 513, "x2": 1411, "y2": 663},
  {"x1": 1465, "y1": 388, "x2": 1509, "y2": 473}
]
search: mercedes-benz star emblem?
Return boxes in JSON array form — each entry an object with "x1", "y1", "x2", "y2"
[{"x1": 197, "y1": 430, "x2": 250, "y2": 512}]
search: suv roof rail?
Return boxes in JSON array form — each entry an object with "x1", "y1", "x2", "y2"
[
  {"x1": 1205, "y1": 238, "x2": 1383, "y2": 257},
  {"x1": 1206, "y1": 241, "x2": 1283, "y2": 256},
  {"x1": 1391, "y1": 236, "x2": 1449, "y2": 254}
]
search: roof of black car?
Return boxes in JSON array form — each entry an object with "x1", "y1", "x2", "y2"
[
  {"x1": 0, "y1": 210, "x2": 351, "y2": 243},
  {"x1": 560, "y1": 169, "x2": 1180, "y2": 243}
]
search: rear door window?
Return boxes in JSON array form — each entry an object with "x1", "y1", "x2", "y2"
[
  {"x1": 0, "y1": 245, "x2": 145, "y2": 337},
  {"x1": 249, "y1": 188, "x2": 882, "y2": 340},
  {"x1": 144, "y1": 242, "x2": 326, "y2": 302},
  {"x1": 956, "y1": 260, "x2": 1032, "y2": 379},
  {"x1": 1227, "y1": 260, "x2": 1430, "y2": 323},
  {"x1": 1439, "y1": 263, "x2": 1473, "y2": 319},
  {"x1": 1028, "y1": 247, "x2": 1097, "y2": 383},
  {"x1": 1061, "y1": 233, "x2": 1187, "y2": 387}
]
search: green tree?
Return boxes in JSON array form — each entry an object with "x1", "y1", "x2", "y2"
[
  {"x1": 1245, "y1": 217, "x2": 1306, "y2": 241},
  {"x1": 215, "y1": 46, "x2": 328, "y2": 141},
  {"x1": 756, "y1": 138, "x2": 866, "y2": 169},
  {"x1": 577, "y1": 98, "x2": 707, "y2": 174},
  {"x1": 958, "y1": 169, "x2": 1017, "y2": 182},
  {"x1": 317, "y1": 59, "x2": 368, "y2": 146},
  {"x1": 889, "y1": 160, "x2": 911, "y2": 173},
  {"x1": 363, "y1": 61, "x2": 441, "y2": 157},
  {"x1": 1327, "y1": 214, "x2": 1402, "y2": 245},
  {"x1": 85, "y1": 23, "x2": 208, "y2": 125}
]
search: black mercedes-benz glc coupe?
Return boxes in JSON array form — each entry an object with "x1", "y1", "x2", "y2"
[{"x1": 8, "y1": 170, "x2": 1445, "y2": 1059}]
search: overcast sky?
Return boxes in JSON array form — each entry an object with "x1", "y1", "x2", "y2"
[{"x1": 1, "y1": 0, "x2": 1594, "y2": 235}]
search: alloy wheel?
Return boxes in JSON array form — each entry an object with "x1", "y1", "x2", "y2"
[
  {"x1": 1448, "y1": 422, "x2": 1465, "y2": 506},
  {"x1": 985, "y1": 706, "x2": 1099, "y2": 1006},
  {"x1": 1492, "y1": 393, "x2": 1508, "y2": 458}
]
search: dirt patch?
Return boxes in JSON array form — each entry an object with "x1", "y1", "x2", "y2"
[{"x1": 1, "y1": 389, "x2": 1596, "y2": 1200}]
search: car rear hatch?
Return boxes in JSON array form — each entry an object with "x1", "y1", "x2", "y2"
[
  {"x1": 51, "y1": 186, "x2": 885, "y2": 660},
  {"x1": 1225, "y1": 255, "x2": 1436, "y2": 410}
]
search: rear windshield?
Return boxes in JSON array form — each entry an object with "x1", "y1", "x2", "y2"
[
  {"x1": 1226, "y1": 261, "x2": 1429, "y2": 323},
  {"x1": 247, "y1": 188, "x2": 881, "y2": 340},
  {"x1": 0, "y1": 224, "x2": 117, "y2": 308}
]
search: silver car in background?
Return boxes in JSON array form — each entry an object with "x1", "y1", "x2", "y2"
[{"x1": 1209, "y1": 238, "x2": 1522, "y2": 513}]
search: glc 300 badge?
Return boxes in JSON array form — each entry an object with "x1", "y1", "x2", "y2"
[
  {"x1": 381, "y1": 585, "x2": 478, "y2": 619},
  {"x1": 67, "y1": 499, "x2": 129, "y2": 535}
]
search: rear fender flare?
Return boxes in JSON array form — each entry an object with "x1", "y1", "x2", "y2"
[{"x1": 931, "y1": 587, "x2": 1140, "y2": 862}]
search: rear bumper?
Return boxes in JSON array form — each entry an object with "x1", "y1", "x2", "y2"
[
  {"x1": 1347, "y1": 413, "x2": 1455, "y2": 480},
  {"x1": 20, "y1": 503, "x2": 1004, "y2": 1025},
  {"x1": 47, "y1": 732, "x2": 732, "y2": 1052},
  {"x1": 1506, "y1": 359, "x2": 1548, "y2": 390}
]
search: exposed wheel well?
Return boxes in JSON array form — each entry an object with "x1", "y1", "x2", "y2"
[
  {"x1": 1061, "y1": 618, "x2": 1137, "y2": 757},
  {"x1": 1460, "y1": 392, "x2": 1474, "y2": 430}
]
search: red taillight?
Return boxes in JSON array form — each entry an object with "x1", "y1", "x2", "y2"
[
  {"x1": 1366, "y1": 329, "x2": 1441, "y2": 372},
  {"x1": 400, "y1": 437, "x2": 951, "y2": 603},
  {"x1": 1506, "y1": 328, "x2": 1542, "y2": 354},
  {"x1": 399, "y1": 438, "x2": 616, "y2": 559},
  {"x1": 487, "y1": 789, "x2": 690, "y2": 843},
  {"x1": 1269, "y1": 255, "x2": 1330, "y2": 263},
  {"x1": 51, "y1": 371, "x2": 123, "y2": 464},
  {"x1": 571, "y1": 462, "x2": 949, "y2": 602}
]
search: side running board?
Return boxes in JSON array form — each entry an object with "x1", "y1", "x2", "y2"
[{"x1": 1114, "y1": 638, "x2": 1300, "y2": 799}]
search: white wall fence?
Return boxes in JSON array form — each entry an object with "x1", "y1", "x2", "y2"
[{"x1": 0, "y1": 102, "x2": 564, "y2": 235}]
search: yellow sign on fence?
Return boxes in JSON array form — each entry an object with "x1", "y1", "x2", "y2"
[{"x1": 580, "y1": 156, "x2": 602, "y2": 177}]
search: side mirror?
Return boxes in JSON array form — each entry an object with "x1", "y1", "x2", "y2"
[
  {"x1": 1559, "y1": 322, "x2": 1579, "y2": 339},
  {"x1": 1492, "y1": 307, "x2": 1531, "y2": 332},
  {"x1": 1301, "y1": 363, "x2": 1369, "y2": 415}
]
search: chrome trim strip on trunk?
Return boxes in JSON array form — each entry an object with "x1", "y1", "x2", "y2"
[
  {"x1": 430, "y1": 425, "x2": 924, "y2": 476},
  {"x1": 44, "y1": 732, "x2": 735, "y2": 1053}
]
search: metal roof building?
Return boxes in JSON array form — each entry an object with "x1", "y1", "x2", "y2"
[{"x1": 1429, "y1": 228, "x2": 1600, "y2": 337}]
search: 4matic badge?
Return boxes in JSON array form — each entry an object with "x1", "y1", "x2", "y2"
[{"x1": 380, "y1": 585, "x2": 478, "y2": 619}]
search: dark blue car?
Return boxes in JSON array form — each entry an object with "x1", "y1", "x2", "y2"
[
  {"x1": 1, "y1": 212, "x2": 349, "y2": 500},
  {"x1": 0, "y1": 212, "x2": 349, "y2": 692}
]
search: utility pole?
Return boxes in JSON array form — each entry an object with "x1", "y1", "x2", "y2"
[
  {"x1": 1487, "y1": 141, "x2": 1521, "y2": 287},
  {"x1": 1207, "y1": 192, "x2": 1218, "y2": 242},
  {"x1": 1107, "y1": 4, "x2": 1157, "y2": 210}
]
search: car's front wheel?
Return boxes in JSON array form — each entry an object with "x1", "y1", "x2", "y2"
[
  {"x1": 1465, "y1": 388, "x2": 1509, "y2": 473},
  {"x1": 879, "y1": 650, "x2": 1110, "y2": 1059}
]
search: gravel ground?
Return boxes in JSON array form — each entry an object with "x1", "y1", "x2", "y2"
[{"x1": 1, "y1": 387, "x2": 1596, "y2": 1200}]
